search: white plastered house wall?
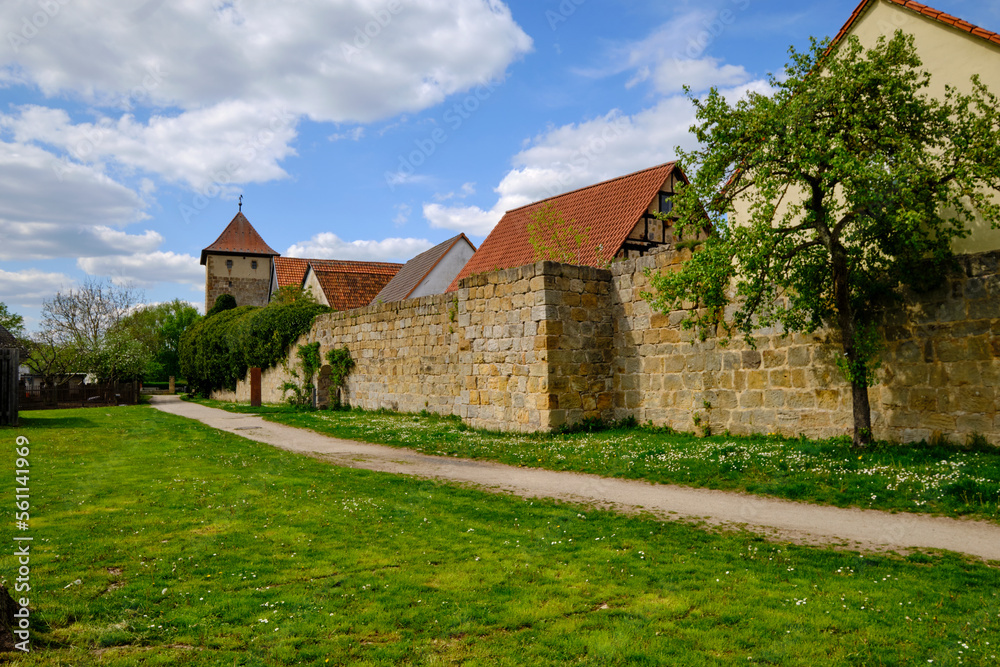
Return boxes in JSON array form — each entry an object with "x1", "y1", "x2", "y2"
[{"x1": 729, "y1": 0, "x2": 1000, "y2": 254}]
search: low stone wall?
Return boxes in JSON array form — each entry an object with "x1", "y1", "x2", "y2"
[{"x1": 215, "y1": 249, "x2": 1000, "y2": 445}]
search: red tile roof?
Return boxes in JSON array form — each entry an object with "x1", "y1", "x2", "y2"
[
  {"x1": 200, "y1": 212, "x2": 279, "y2": 265},
  {"x1": 447, "y1": 163, "x2": 678, "y2": 292},
  {"x1": 833, "y1": 0, "x2": 1000, "y2": 48},
  {"x1": 306, "y1": 260, "x2": 403, "y2": 311},
  {"x1": 372, "y1": 234, "x2": 476, "y2": 304},
  {"x1": 273, "y1": 257, "x2": 310, "y2": 289}
]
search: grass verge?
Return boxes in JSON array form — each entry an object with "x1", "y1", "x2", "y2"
[
  {"x1": 188, "y1": 398, "x2": 1000, "y2": 523},
  {"x1": 3, "y1": 405, "x2": 999, "y2": 665}
]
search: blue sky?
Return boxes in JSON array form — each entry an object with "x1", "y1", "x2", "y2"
[{"x1": 1, "y1": 0, "x2": 997, "y2": 327}]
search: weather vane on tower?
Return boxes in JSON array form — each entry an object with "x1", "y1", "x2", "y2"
[{"x1": 239, "y1": 195, "x2": 243, "y2": 212}]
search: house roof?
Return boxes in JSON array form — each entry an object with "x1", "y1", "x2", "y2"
[
  {"x1": 0, "y1": 324, "x2": 18, "y2": 349},
  {"x1": 372, "y1": 234, "x2": 477, "y2": 304},
  {"x1": 305, "y1": 260, "x2": 403, "y2": 311},
  {"x1": 200, "y1": 212, "x2": 280, "y2": 264},
  {"x1": 447, "y1": 163, "x2": 678, "y2": 292},
  {"x1": 833, "y1": 0, "x2": 1000, "y2": 48},
  {"x1": 272, "y1": 257, "x2": 311, "y2": 290}
]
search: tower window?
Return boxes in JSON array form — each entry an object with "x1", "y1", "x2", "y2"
[
  {"x1": 226, "y1": 259, "x2": 233, "y2": 270},
  {"x1": 251, "y1": 260, "x2": 258, "y2": 270}
]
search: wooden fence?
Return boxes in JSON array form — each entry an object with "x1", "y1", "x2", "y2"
[{"x1": 21, "y1": 381, "x2": 139, "y2": 409}]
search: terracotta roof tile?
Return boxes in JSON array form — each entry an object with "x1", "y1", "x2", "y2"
[
  {"x1": 373, "y1": 234, "x2": 476, "y2": 304},
  {"x1": 273, "y1": 257, "x2": 310, "y2": 289},
  {"x1": 446, "y1": 163, "x2": 678, "y2": 292},
  {"x1": 200, "y1": 212, "x2": 279, "y2": 264},
  {"x1": 833, "y1": 0, "x2": 1000, "y2": 48},
  {"x1": 306, "y1": 260, "x2": 403, "y2": 311}
]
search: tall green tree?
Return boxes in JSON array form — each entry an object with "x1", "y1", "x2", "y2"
[
  {"x1": 645, "y1": 32, "x2": 1000, "y2": 447},
  {"x1": 115, "y1": 300, "x2": 202, "y2": 381}
]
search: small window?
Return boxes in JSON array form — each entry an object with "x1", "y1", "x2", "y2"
[
  {"x1": 226, "y1": 259, "x2": 233, "y2": 270},
  {"x1": 658, "y1": 193, "x2": 674, "y2": 215},
  {"x1": 251, "y1": 260, "x2": 258, "y2": 270}
]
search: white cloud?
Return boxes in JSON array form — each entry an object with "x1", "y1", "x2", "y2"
[
  {"x1": 649, "y1": 57, "x2": 752, "y2": 95},
  {"x1": 0, "y1": 140, "x2": 143, "y2": 227},
  {"x1": 0, "y1": 268, "x2": 73, "y2": 307},
  {"x1": 424, "y1": 201, "x2": 506, "y2": 237},
  {"x1": 77, "y1": 252, "x2": 202, "y2": 286},
  {"x1": 0, "y1": 139, "x2": 162, "y2": 260},
  {"x1": 286, "y1": 233, "x2": 434, "y2": 262},
  {"x1": 329, "y1": 127, "x2": 366, "y2": 142},
  {"x1": 393, "y1": 204, "x2": 412, "y2": 227},
  {"x1": 578, "y1": 10, "x2": 751, "y2": 94},
  {"x1": 0, "y1": 1, "x2": 532, "y2": 205},
  {"x1": 2, "y1": 102, "x2": 297, "y2": 191},
  {"x1": 424, "y1": 81, "x2": 773, "y2": 237},
  {"x1": 433, "y1": 182, "x2": 477, "y2": 202},
  {"x1": 0, "y1": 0, "x2": 532, "y2": 123}
]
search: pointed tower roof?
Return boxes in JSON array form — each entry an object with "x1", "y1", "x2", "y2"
[{"x1": 200, "y1": 212, "x2": 280, "y2": 265}]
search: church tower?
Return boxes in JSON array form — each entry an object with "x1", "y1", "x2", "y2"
[{"x1": 200, "y1": 210, "x2": 280, "y2": 313}]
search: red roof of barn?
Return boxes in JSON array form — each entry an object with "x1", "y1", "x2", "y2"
[
  {"x1": 446, "y1": 163, "x2": 679, "y2": 292},
  {"x1": 200, "y1": 212, "x2": 279, "y2": 265},
  {"x1": 833, "y1": 0, "x2": 1000, "y2": 48},
  {"x1": 305, "y1": 260, "x2": 403, "y2": 311}
]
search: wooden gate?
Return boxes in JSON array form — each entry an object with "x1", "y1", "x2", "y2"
[{"x1": 0, "y1": 348, "x2": 19, "y2": 427}]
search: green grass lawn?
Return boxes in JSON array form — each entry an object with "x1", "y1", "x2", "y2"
[
  {"x1": 190, "y1": 399, "x2": 1000, "y2": 523},
  {"x1": 2, "y1": 406, "x2": 999, "y2": 665}
]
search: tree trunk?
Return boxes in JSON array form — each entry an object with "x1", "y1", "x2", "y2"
[
  {"x1": 850, "y1": 378, "x2": 873, "y2": 448},
  {"x1": 830, "y1": 242, "x2": 874, "y2": 448}
]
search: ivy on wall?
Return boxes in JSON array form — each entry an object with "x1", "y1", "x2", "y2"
[{"x1": 180, "y1": 296, "x2": 330, "y2": 396}]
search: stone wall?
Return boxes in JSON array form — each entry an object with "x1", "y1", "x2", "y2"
[
  {"x1": 226, "y1": 262, "x2": 613, "y2": 432},
  {"x1": 216, "y1": 249, "x2": 1000, "y2": 445}
]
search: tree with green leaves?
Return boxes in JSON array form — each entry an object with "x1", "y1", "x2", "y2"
[
  {"x1": 645, "y1": 32, "x2": 1000, "y2": 447},
  {"x1": 0, "y1": 302, "x2": 25, "y2": 341},
  {"x1": 114, "y1": 300, "x2": 202, "y2": 381},
  {"x1": 527, "y1": 203, "x2": 596, "y2": 265},
  {"x1": 270, "y1": 285, "x2": 319, "y2": 306},
  {"x1": 89, "y1": 329, "x2": 152, "y2": 387}
]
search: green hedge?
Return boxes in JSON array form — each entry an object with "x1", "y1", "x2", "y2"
[{"x1": 179, "y1": 300, "x2": 329, "y2": 396}]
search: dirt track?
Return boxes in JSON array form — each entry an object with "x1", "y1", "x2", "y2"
[{"x1": 150, "y1": 395, "x2": 1000, "y2": 562}]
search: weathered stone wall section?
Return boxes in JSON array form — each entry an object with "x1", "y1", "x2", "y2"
[
  {"x1": 214, "y1": 249, "x2": 1000, "y2": 445},
  {"x1": 608, "y1": 249, "x2": 1000, "y2": 443},
  {"x1": 608, "y1": 250, "x2": 854, "y2": 439},
  {"x1": 535, "y1": 264, "x2": 616, "y2": 429}
]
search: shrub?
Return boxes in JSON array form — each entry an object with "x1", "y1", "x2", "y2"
[
  {"x1": 179, "y1": 299, "x2": 330, "y2": 397},
  {"x1": 325, "y1": 347, "x2": 356, "y2": 409},
  {"x1": 281, "y1": 342, "x2": 322, "y2": 409},
  {"x1": 238, "y1": 301, "x2": 329, "y2": 371},
  {"x1": 180, "y1": 305, "x2": 257, "y2": 396},
  {"x1": 206, "y1": 293, "x2": 238, "y2": 317}
]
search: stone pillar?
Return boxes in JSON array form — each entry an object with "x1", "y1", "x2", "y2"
[
  {"x1": 168, "y1": 376, "x2": 176, "y2": 394},
  {"x1": 250, "y1": 367, "x2": 262, "y2": 407}
]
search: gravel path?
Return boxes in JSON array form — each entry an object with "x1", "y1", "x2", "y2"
[{"x1": 150, "y1": 396, "x2": 1000, "y2": 562}]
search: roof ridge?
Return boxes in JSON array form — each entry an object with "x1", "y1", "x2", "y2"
[
  {"x1": 833, "y1": 0, "x2": 1000, "y2": 48},
  {"x1": 503, "y1": 162, "x2": 676, "y2": 215},
  {"x1": 308, "y1": 259, "x2": 404, "y2": 270}
]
